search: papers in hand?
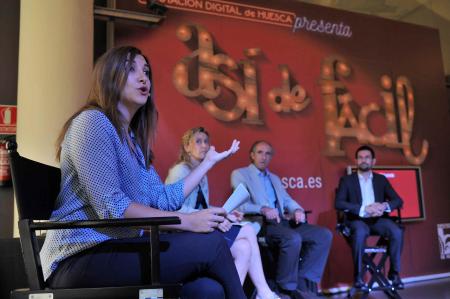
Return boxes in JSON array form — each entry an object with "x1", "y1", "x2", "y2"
[{"x1": 223, "y1": 183, "x2": 250, "y2": 213}]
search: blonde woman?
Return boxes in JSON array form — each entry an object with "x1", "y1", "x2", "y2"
[{"x1": 166, "y1": 127, "x2": 280, "y2": 299}]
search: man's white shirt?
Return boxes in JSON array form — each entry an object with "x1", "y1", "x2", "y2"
[{"x1": 358, "y1": 172, "x2": 375, "y2": 217}]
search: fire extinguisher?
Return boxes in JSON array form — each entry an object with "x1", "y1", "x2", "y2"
[{"x1": 0, "y1": 137, "x2": 12, "y2": 187}]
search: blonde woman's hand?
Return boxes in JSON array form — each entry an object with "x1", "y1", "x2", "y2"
[
  {"x1": 204, "y1": 139, "x2": 240, "y2": 165},
  {"x1": 227, "y1": 210, "x2": 244, "y2": 223},
  {"x1": 217, "y1": 218, "x2": 233, "y2": 232}
]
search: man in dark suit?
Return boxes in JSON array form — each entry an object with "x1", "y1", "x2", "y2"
[
  {"x1": 335, "y1": 145, "x2": 404, "y2": 290},
  {"x1": 232, "y1": 140, "x2": 332, "y2": 299}
]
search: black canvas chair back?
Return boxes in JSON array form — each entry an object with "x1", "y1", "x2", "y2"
[
  {"x1": 7, "y1": 141, "x2": 181, "y2": 299},
  {"x1": 8, "y1": 141, "x2": 61, "y2": 221},
  {"x1": 7, "y1": 141, "x2": 56, "y2": 290}
]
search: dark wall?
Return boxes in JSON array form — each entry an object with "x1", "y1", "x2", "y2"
[
  {"x1": 0, "y1": 0, "x2": 20, "y2": 105},
  {"x1": 0, "y1": 0, "x2": 20, "y2": 239}
]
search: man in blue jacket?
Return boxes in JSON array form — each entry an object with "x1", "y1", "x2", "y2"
[{"x1": 232, "y1": 140, "x2": 332, "y2": 299}]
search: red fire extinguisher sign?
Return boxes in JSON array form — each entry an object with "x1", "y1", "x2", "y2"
[
  {"x1": 0, "y1": 140, "x2": 11, "y2": 186},
  {"x1": 0, "y1": 105, "x2": 17, "y2": 135}
]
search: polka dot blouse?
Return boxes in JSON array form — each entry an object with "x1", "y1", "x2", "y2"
[{"x1": 40, "y1": 109, "x2": 184, "y2": 280}]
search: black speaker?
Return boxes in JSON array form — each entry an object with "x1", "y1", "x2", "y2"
[{"x1": 147, "y1": 0, "x2": 168, "y2": 16}]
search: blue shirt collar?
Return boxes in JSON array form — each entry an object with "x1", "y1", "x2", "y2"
[{"x1": 249, "y1": 163, "x2": 269, "y2": 177}]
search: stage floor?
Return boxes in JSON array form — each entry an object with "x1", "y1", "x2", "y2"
[{"x1": 326, "y1": 276, "x2": 450, "y2": 298}]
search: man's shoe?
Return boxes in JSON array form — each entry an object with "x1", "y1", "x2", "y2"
[
  {"x1": 295, "y1": 278, "x2": 319, "y2": 298},
  {"x1": 353, "y1": 277, "x2": 369, "y2": 292},
  {"x1": 388, "y1": 273, "x2": 404, "y2": 289}
]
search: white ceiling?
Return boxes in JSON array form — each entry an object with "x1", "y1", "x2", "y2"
[{"x1": 297, "y1": 0, "x2": 450, "y2": 24}]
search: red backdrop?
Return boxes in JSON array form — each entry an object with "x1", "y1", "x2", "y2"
[{"x1": 116, "y1": 0, "x2": 450, "y2": 288}]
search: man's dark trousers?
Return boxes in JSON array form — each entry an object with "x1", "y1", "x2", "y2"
[
  {"x1": 265, "y1": 219, "x2": 332, "y2": 291},
  {"x1": 348, "y1": 217, "x2": 403, "y2": 279}
]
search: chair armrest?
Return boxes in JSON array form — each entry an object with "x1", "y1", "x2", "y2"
[
  {"x1": 245, "y1": 210, "x2": 313, "y2": 226},
  {"x1": 336, "y1": 209, "x2": 349, "y2": 222},
  {"x1": 391, "y1": 207, "x2": 403, "y2": 225},
  {"x1": 19, "y1": 217, "x2": 181, "y2": 289},
  {"x1": 245, "y1": 210, "x2": 312, "y2": 218},
  {"x1": 335, "y1": 208, "x2": 403, "y2": 237},
  {"x1": 336, "y1": 210, "x2": 351, "y2": 237},
  {"x1": 28, "y1": 217, "x2": 181, "y2": 231},
  {"x1": 303, "y1": 210, "x2": 312, "y2": 222},
  {"x1": 244, "y1": 213, "x2": 264, "y2": 218}
]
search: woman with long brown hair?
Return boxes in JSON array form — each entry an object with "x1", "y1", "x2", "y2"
[{"x1": 40, "y1": 46, "x2": 245, "y2": 299}]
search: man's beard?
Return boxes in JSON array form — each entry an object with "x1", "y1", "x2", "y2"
[{"x1": 358, "y1": 162, "x2": 371, "y2": 172}]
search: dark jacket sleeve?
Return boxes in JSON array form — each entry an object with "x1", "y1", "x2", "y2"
[
  {"x1": 381, "y1": 176, "x2": 403, "y2": 210},
  {"x1": 335, "y1": 176, "x2": 361, "y2": 215}
]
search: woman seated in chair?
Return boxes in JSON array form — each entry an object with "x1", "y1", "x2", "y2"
[
  {"x1": 39, "y1": 46, "x2": 246, "y2": 299},
  {"x1": 166, "y1": 127, "x2": 280, "y2": 299}
]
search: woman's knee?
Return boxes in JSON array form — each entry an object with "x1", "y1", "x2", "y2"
[
  {"x1": 238, "y1": 224, "x2": 257, "y2": 243},
  {"x1": 231, "y1": 238, "x2": 251, "y2": 262}
]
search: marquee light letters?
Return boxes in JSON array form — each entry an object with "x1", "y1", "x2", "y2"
[
  {"x1": 320, "y1": 55, "x2": 428, "y2": 165},
  {"x1": 173, "y1": 23, "x2": 311, "y2": 124},
  {"x1": 173, "y1": 23, "x2": 263, "y2": 124},
  {"x1": 268, "y1": 64, "x2": 311, "y2": 113},
  {"x1": 173, "y1": 24, "x2": 428, "y2": 165}
]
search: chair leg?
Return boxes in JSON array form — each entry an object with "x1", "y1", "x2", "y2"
[
  {"x1": 361, "y1": 251, "x2": 402, "y2": 299},
  {"x1": 365, "y1": 254, "x2": 390, "y2": 290},
  {"x1": 347, "y1": 287, "x2": 357, "y2": 298},
  {"x1": 382, "y1": 280, "x2": 402, "y2": 299},
  {"x1": 378, "y1": 287, "x2": 402, "y2": 299}
]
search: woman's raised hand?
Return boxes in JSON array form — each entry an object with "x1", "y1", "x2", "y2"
[{"x1": 204, "y1": 139, "x2": 240, "y2": 165}]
